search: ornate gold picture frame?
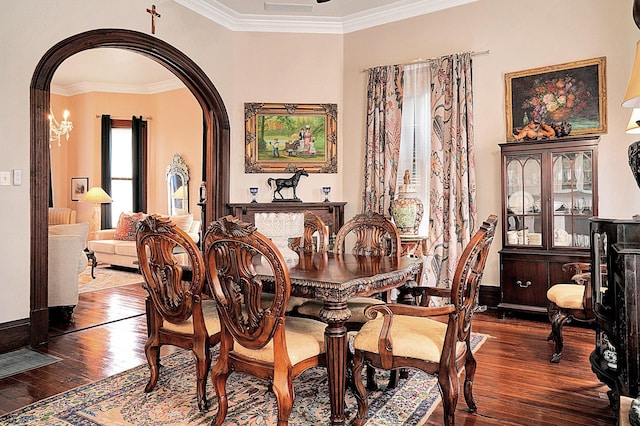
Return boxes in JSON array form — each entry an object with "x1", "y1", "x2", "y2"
[
  {"x1": 244, "y1": 103, "x2": 337, "y2": 173},
  {"x1": 505, "y1": 57, "x2": 607, "y2": 141}
]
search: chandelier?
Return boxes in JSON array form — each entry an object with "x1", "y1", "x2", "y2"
[{"x1": 49, "y1": 109, "x2": 73, "y2": 147}]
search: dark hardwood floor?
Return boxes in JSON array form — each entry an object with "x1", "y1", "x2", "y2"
[{"x1": 0, "y1": 282, "x2": 616, "y2": 425}]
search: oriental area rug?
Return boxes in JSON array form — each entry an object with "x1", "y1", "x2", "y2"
[
  {"x1": 78, "y1": 265, "x2": 144, "y2": 294},
  {"x1": 0, "y1": 335, "x2": 487, "y2": 425}
]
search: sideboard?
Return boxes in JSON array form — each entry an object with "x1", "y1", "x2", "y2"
[{"x1": 226, "y1": 202, "x2": 347, "y2": 237}]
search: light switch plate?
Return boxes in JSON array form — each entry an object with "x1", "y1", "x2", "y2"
[
  {"x1": 0, "y1": 171, "x2": 10, "y2": 186},
  {"x1": 13, "y1": 169, "x2": 21, "y2": 185}
]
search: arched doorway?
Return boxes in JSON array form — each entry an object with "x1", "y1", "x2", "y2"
[{"x1": 30, "y1": 29, "x2": 230, "y2": 346}]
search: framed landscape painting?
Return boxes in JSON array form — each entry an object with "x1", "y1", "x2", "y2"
[
  {"x1": 505, "y1": 57, "x2": 607, "y2": 141},
  {"x1": 244, "y1": 103, "x2": 338, "y2": 173}
]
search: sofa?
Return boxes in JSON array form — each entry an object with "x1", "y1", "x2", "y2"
[
  {"x1": 48, "y1": 222, "x2": 89, "y2": 321},
  {"x1": 87, "y1": 213, "x2": 201, "y2": 269}
]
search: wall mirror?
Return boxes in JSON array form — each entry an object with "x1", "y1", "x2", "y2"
[{"x1": 166, "y1": 153, "x2": 190, "y2": 215}]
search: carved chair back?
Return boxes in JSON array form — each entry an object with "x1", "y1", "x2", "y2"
[
  {"x1": 136, "y1": 214, "x2": 206, "y2": 325},
  {"x1": 203, "y1": 215, "x2": 290, "y2": 350},
  {"x1": 335, "y1": 211, "x2": 401, "y2": 260},
  {"x1": 450, "y1": 215, "x2": 498, "y2": 341},
  {"x1": 289, "y1": 210, "x2": 329, "y2": 254}
]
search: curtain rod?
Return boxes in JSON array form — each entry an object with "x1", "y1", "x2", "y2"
[
  {"x1": 361, "y1": 49, "x2": 490, "y2": 73},
  {"x1": 95, "y1": 115, "x2": 152, "y2": 120}
]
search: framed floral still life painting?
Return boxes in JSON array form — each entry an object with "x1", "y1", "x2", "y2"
[
  {"x1": 505, "y1": 57, "x2": 607, "y2": 141},
  {"x1": 244, "y1": 103, "x2": 337, "y2": 173}
]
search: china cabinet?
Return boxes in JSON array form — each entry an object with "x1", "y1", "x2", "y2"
[
  {"x1": 498, "y1": 136, "x2": 599, "y2": 315},
  {"x1": 590, "y1": 218, "x2": 640, "y2": 413}
]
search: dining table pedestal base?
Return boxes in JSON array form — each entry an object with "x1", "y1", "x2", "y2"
[{"x1": 321, "y1": 301, "x2": 350, "y2": 425}]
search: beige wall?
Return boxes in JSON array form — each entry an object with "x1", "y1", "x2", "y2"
[{"x1": 1, "y1": 0, "x2": 638, "y2": 324}]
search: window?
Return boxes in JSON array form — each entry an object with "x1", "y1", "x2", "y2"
[
  {"x1": 101, "y1": 116, "x2": 147, "y2": 229},
  {"x1": 398, "y1": 63, "x2": 431, "y2": 235},
  {"x1": 110, "y1": 126, "x2": 134, "y2": 225}
]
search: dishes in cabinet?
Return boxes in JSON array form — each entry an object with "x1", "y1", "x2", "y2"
[
  {"x1": 554, "y1": 228, "x2": 570, "y2": 246},
  {"x1": 508, "y1": 191, "x2": 534, "y2": 213}
]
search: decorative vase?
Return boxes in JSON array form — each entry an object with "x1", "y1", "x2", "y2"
[
  {"x1": 548, "y1": 108, "x2": 571, "y2": 122},
  {"x1": 391, "y1": 184, "x2": 424, "y2": 236}
]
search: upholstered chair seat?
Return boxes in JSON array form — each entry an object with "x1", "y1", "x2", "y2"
[
  {"x1": 354, "y1": 315, "x2": 467, "y2": 362},
  {"x1": 547, "y1": 284, "x2": 585, "y2": 310}
]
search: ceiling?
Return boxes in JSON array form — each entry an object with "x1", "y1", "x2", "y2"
[{"x1": 51, "y1": 0, "x2": 476, "y2": 95}]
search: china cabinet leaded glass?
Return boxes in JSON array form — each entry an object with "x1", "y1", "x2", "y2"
[{"x1": 498, "y1": 136, "x2": 599, "y2": 315}]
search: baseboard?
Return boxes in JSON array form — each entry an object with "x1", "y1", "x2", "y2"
[
  {"x1": 479, "y1": 284, "x2": 500, "y2": 309},
  {"x1": 0, "y1": 318, "x2": 30, "y2": 353}
]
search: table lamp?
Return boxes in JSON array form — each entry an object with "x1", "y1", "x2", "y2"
[{"x1": 81, "y1": 187, "x2": 113, "y2": 240}]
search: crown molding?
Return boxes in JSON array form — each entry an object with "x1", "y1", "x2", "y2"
[
  {"x1": 51, "y1": 79, "x2": 185, "y2": 96},
  {"x1": 174, "y1": 0, "x2": 478, "y2": 34}
]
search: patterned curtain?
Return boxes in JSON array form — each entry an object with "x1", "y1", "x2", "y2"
[
  {"x1": 424, "y1": 52, "x2": 477, "y2": 289},
  {"x1": 362, "y1": 65, "x2": 404, "y2": 215}
]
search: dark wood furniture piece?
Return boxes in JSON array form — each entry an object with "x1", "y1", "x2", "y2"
[
  {"x1": 546, "y1": 262, "x2": 595, "y2": 363},
  {"x1": 202, "y1": 216, "x2": 327, "y2": 426},
  {"x1": 227, "y1": 201, "x2": 346, "y2": 242},
  {"x1": 135, "y1": 215, "x2": 221, "y2": 412},
  {"x1": 253, "y1": 247, "x2": 423, "y2": 425},
  {"x1": 351, "y1": 215, "x2": 497, "y2": 426},
  {"x1": 498, "y1": 136, "x2": 599, "y2": 315},
  {"x1": 289, "y1": 210, "x2": 329, "y2": 254},
  {"x1": 590, "y1": 218, "x2": 640, "y2": 414}
]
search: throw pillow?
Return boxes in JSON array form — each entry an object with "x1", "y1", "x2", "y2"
[
  {"x1": 114, "y1": 212, "x2": 145, "y2": 241},
  {"x1": 169, "y1": 214, "x2": 193, "y2": 233}
]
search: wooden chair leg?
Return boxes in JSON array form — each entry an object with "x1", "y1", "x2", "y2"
[
  {"x1": 211, "y1": 365, "x2": 230, "y2": 426},
  {"x1": 549, "y1": 308, "x2": 572, "y2": 363},
  {"x1": 438, "y1": 366, "x2": 459, "y2": 426},
  {"x1": 351, "y1": 351, "x2": 368, "y2": 426},
  {"x1": 193, "y1": 343, "x2": 211, "y2": 412},
  {"x1": 463, "y1": 345, "x2": 478, "y2": 412}
]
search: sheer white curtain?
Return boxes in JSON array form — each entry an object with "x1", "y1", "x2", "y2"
[{"x1": 398, "y1": 63, "x2": 431, "y2": 235}]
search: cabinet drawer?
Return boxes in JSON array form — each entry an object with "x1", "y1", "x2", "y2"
[{"x1": 500, "y1": 259, "x2": 548, "y2": 309}]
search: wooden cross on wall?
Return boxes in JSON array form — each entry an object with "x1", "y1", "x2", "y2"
[{"x1": 146, "y1": 4, "x2": 161, "y2": 34}]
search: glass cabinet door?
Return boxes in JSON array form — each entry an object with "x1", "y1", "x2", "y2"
[
  {"x1": 551, "y1": 150, "x2": 593, "y2": 248},
  {"x1": 505, "y1": 153, "x2": 542, "y2": 247}
]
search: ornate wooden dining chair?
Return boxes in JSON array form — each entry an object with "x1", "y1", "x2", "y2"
[
  {"x1": 202, "y1": 215, "x2": 327, "y2": 426},
  {"x1": 136, "y1": 214, "x2": 221, "y2": 412},
  {"x1": 350, "y1": 215, "x2": 497, "y2": 426},
  {"x1": 289, "y1": 210, "x2": 329, "y2": 254},
  {"x1": 546, "y1": 262, "x2": 599, "y2": 363}
]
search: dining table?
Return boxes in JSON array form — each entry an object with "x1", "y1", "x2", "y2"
[{"x1": 254, "y1": 252, "x2": 423, "y2": 426}]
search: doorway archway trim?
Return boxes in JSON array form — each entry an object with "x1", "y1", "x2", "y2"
[{"x1": 30, "y1": 28, "x2": 230, "y2": 346}]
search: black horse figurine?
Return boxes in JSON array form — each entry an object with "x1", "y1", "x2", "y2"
[{"x1": 268, "y1": 169, "x2": 309, "y2": 202}]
